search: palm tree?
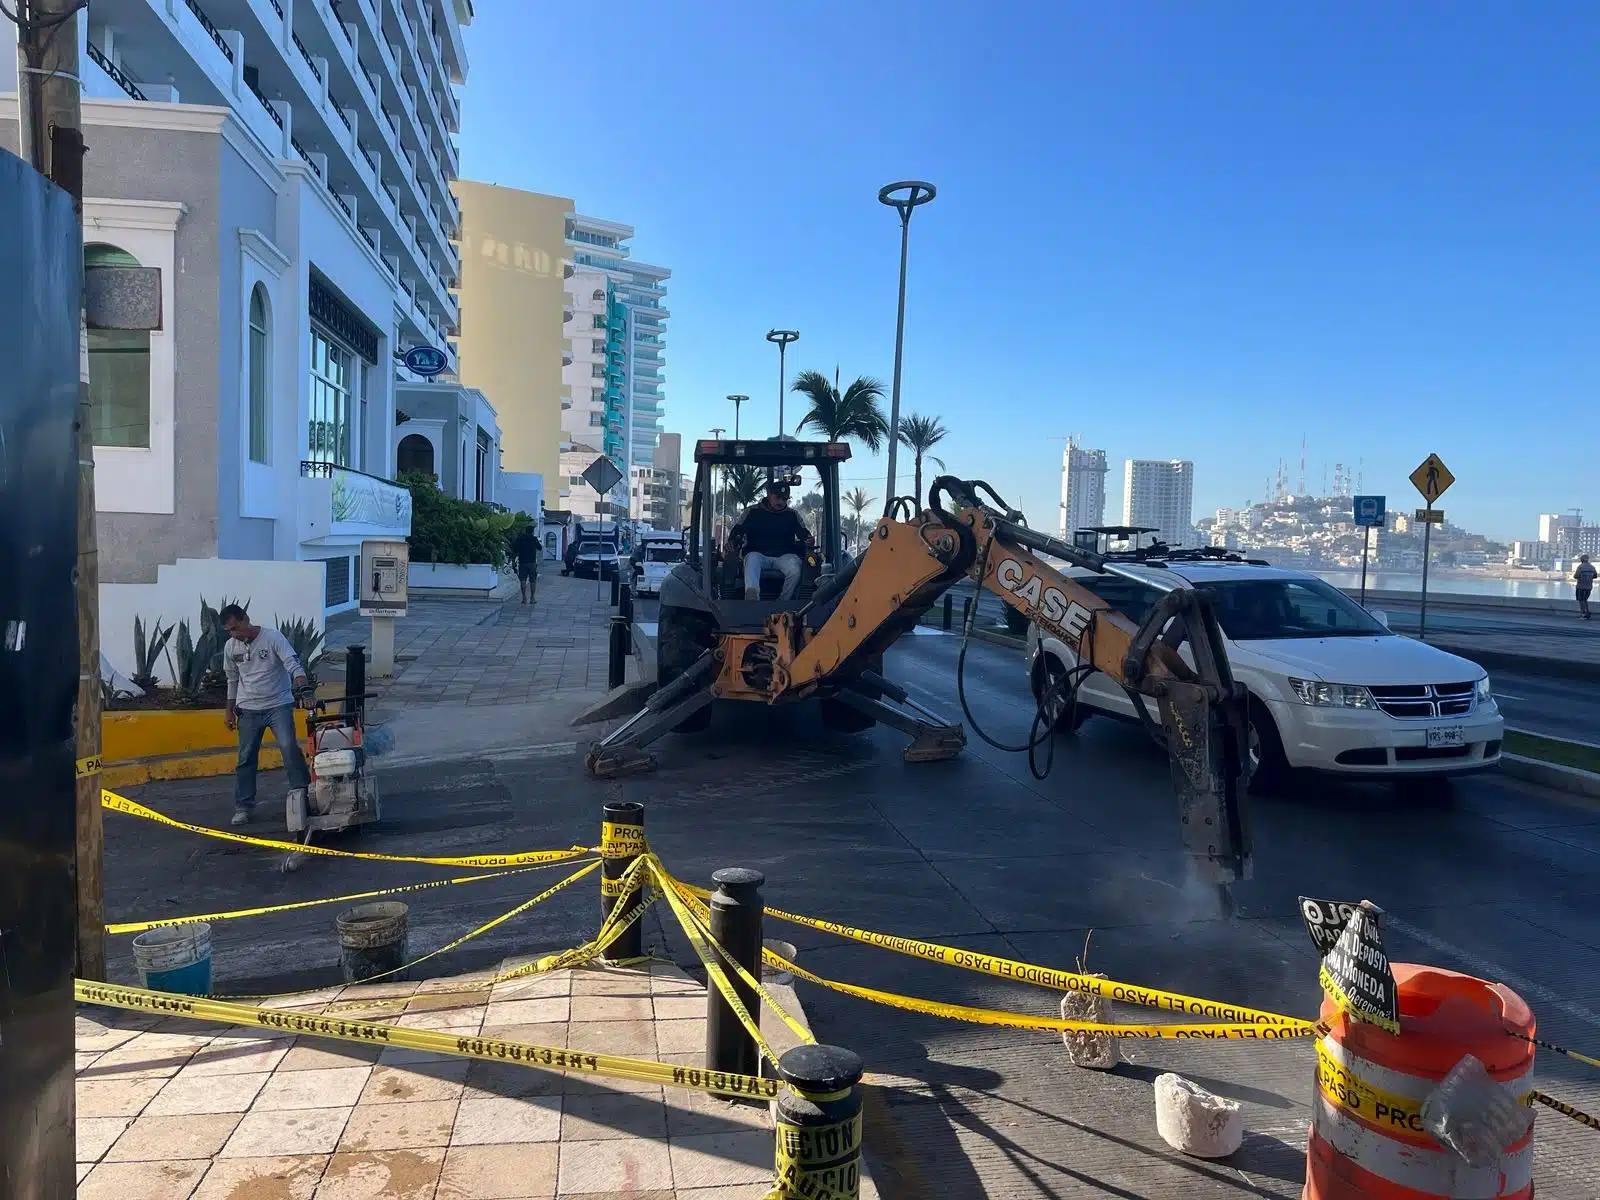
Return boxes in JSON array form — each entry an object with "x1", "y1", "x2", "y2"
[
  {"x1": 797, "y1": 491, "x2": 825, "y2": 539},
  {"x1": 792, "y1": 370, "x2": 889, "y2": 450},
  {"x1": 844, "y1": 487, "x2": 874, "y2": 553},
  {"x1": 897, "y1": 413, "x2": 948, "y2": 508},
  {"x1": 724, "y1": 464, "x2": 766, "y2": 512}
]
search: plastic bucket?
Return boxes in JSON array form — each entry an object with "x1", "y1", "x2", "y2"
[
  {"x1": 763, "y1": 939, "x2": 798, "y2": 986},
  {"x1": 336, "y1": 901, "x2": 409, "y2": 983},
  {"x1": 131, "y1": 923, "x2": 213, "y2": 995}
]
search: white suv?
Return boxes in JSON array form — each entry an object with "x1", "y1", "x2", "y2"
[{"x1": 1025, "y1": 560, "x2": 1504, "y2": 783}]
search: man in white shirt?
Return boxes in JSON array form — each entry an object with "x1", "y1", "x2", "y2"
[{"x1": 221, "y1": 604, "x2": 312, "y2": 824}]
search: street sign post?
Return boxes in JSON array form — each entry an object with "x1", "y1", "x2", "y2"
[
  {"x1": 1409, "y1": 454, "x2": 1455, "y2": 641},
  {"x1": 580, "y1": 456, "x2": 625, "y2": 599},
  {"x1": 1353, "y1": 495, "x2": 1386, "y2": 609}
]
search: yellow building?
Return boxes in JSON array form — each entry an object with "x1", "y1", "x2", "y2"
[{"x1": 451, "y1": 182, "x2": 573, "y2": 485}]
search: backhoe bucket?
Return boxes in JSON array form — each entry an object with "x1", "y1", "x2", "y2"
[{"x1": 1157, "y1": 680, "x2": 1252, "y2": 885}]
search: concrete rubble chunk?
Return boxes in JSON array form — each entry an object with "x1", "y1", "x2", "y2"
[
  {"x1": 1153, "y1": 1072, "x2": 1243, "y2": 1158},
  {"x1": 1059, "y1": 982, "x2": 1119, "y2": 1069}
]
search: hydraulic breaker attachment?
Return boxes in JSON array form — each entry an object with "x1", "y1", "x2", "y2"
[{"x1": 1154, "y1": 678, "x2": 1252, "y2": 885}]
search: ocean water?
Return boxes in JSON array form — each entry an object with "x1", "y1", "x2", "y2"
[{"x1": 1314, "y1": 570, "x2": 1571, "y2": 601}]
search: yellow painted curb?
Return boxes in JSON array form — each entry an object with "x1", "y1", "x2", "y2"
[{"x1": 101, "y1": 708, "x2": 309, "y2": 786}]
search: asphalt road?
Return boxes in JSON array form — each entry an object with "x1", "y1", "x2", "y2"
[{"x1": 105, "y1": 627, "x2": 1600, "y2": 1197}]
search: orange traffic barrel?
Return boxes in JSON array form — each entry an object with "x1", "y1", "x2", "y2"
[{"x1": 1305, "y1": 963, "x2": 1535, "y2": 1199}]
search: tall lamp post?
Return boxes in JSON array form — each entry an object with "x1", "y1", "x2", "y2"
[
  {"x1": 765, "y1": 330, "x2": 799, "y2": 436},
  {"x1": 709, "y1": 426, "x2": 727, "y2": 539},
  {"x1": 727, "y1": 393, "x2": 748, "y2": 440},
  {"x1": 877, "y1": 180, "x2": 936, "y2": 511}
]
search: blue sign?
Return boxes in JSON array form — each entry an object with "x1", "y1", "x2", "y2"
[
  {"x1": 402, "y1": 345, "x2": 448, "y2": 377},
  {"x1": 1354, "y1": 495, "x2": 1386, "y2": 528}
]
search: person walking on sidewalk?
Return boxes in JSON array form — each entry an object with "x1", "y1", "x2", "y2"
[
  {"x1": 1576, "y1": 554, "x2": 1596, "y2": 620},
  {"x1": 221, "y1": 604, "x2": 312, "y2": 825},
  {"x1": 513, "y1": 522, "x2": 542, "y2": 604}
]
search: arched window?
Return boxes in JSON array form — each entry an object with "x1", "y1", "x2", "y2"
[
  {"x1": 397, "y1": 433, "x2": 435, "y2": 476},
  {"x1": 248, "y1": 284, "x2": 270, "y2": 463},
  {"x1": 85, "y1": 243, "x2": 151, "y2": 448}
]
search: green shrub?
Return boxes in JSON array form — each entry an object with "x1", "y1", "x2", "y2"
[
  {"x1": 131, "y1": 615, "x2": 175, "y2": 692},
  {"x1": 278, "y1": 617, "x2": 325, "y2": 683},
  {"x1": 400, "y1": 470, "x2": 532, "y2": 568}
]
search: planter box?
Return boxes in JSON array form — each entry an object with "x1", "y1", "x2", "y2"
[
  {"x1": 407, "y1": 561, "x2": 511, "y2": 598},
  {"x1": 101, "y1": 708, "x2": 309, "y2": 788}
]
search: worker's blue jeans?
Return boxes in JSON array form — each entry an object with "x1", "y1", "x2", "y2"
[{"x1": 234, "y1": 704, "x2": 310, "y2": 814}]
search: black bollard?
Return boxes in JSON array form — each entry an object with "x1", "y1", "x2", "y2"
[
  {"x1": 706, "y1": 868, "x2": 765, "y2": 1081},
  {"x1": 620, "y1": 581, "x2": 634, "y2": 624},
  {"x1": 600, "y1": 802, "x2": 645, "y2": 961},
  {"x1": 942, "y1": 594, "x2": 953, "y2": 631},
  {"x1": 346, "y1": 644, "x2": 367, "y2": 721},
  {"x1": 608, "y1": 615, "x2": 629, "y2": 689},
  {"x1": 610, "y1": 573, "x2": 621, "y2": 607},
  {"x1": 773, "y1": 1044, "x2": 865, "y2": 1200}
]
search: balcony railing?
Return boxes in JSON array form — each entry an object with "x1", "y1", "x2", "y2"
[
  {"x1": 268, "y1": 0, "x2": 284, "y2": 15},
  {"x1": 87, "y1": 42, "x2": 147, "y2": 101},
  {"x1": 292, "y1": 31, "x2": 323, "y2": 82},
  {"x1": 291, "y1": 138, "x2": 323, "y2": 179},
  {"x1": 185, "y1": 0, "x2": 234, "y2": 62},
  {"x1": 248, "y1": 78, "x2": 284, "y2": 127}
]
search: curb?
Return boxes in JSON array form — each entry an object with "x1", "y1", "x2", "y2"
[
  {"x1": 1498, "y1": 753, "x2": 1600, "y2": 804},
  {"x1": 1427, "y1": 642, "x2": 1600, "y2": 684}
]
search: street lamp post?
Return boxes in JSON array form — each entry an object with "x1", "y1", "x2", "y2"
[
  {"x1": 765, "y1": 330, "x2": 799, "y2": 436},
  {"x1": 877, "y1": 181, "x2": 936, "y2": 511},
  {"x1": 709, "y1": 426, "x2": 727, "y2": 539},
  {"x1": 727, "y1": 394, "x2": 748, "y2": 440}
]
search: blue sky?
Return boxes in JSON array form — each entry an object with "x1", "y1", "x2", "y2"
[{"x1": 458, "y1": 2, "x2": 1598, "y2": 542}]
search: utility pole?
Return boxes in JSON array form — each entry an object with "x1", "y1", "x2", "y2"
[{"x1": 17, "y1": 0, "x2": 104, "y2": 981}]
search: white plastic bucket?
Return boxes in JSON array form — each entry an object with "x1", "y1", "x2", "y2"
[
  {"x1": 763, "y1": 939, "x2": 798, "y2": 986},
  {"x1": 131, "y1": 923, "x2": 213, "y2": 995}
]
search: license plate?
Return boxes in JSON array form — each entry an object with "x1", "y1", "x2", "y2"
[{"x1": 1427, "y1": 726, "x2": 1465, "y2": 748}]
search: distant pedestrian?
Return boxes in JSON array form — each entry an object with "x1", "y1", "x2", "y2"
[
  {"x1": 1576, "y1": 554, "x2": 1596, "y2": 620},
  {"x1": 513, "y1": 522, "x2": 542, "y2": 604},
  {"x1": 221, "y1": 604, "x2": 311, "y2": 825}
]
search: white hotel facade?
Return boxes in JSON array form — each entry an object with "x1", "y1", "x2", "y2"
[{"x1": 2, "y1": 0, "x2": 474, "y2": 614}]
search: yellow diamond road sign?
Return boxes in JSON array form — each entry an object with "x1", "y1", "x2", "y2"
[{"x1": 1410, "y1": 453, "x2": 1454, "y2": 505}]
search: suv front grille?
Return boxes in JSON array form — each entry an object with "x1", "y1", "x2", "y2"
[{"x1": 1368, "y1": 682, "x2": 1478, "y2": 719}]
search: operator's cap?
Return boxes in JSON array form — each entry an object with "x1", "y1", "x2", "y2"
[{"x1": 765, "y1": 479, "x2": 790, "y2": 498}]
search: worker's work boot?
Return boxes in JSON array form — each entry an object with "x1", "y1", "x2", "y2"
[{"x1": 744, "y1": 587, "x2": 759, "y2": 601}]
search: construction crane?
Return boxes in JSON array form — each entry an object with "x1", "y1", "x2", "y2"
[{"x1": 587, "y1": 441, "x2": 1253, "y2": 886}]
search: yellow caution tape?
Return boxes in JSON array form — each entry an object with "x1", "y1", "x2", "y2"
[
  {"x1": 1314, "y1": 1039, "x2": 1429, "y2": 1134},
  {"x1": 77, "y1": 755, "x2": 102, "y2": 779},
  {"x1": 777, "y1": 1112, "x2": 862, "y2": 1168},
  {"x1": 222, "y1": 860, "x2": 602, "y2": 999},
  {"x1": 763, "y1": 899, "x2": 1303, "y2": 1026},
  {"x1": 104, "y1": 790, "x2": 593, "y2": 868},
  {"x1": 75, "y1": 979, "x2": 780, "y2": 1100},
  {"x1": 651, "y1": 860, "x2": 814, "y2": 1050},
  {"x1": 768, "y1": 1157, "x2": 857, "y2": 1200},
  {"x1": 1528, "y1": 1090, "x2": 1600, "y2": 1132},
  {"x1": 654, "y1": 857, "x2": 782, "y2": 1067},
  {"x1": 601, "y1": 820, "x2": 649, "y2": 859},
  {"x1": 763, "y1": 940, "x2": 1313, "y2": 1040},
  {"x1": 601, "y1": 874, "x2": 641, "y2": 898},
  {"x1": 107, "y1": 861, "x2": 588, "y2": 934}
]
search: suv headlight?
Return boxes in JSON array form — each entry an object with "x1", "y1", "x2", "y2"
[
  {"x1": 1287, "y1": 678, "x2": 1375, "y2": 709},
  {"x1": 1476, "y1": 676, "x2": 1493, "y2": 703}
]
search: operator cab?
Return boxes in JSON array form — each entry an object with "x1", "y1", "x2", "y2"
[{"x1": 666, "y1": 437, "x2": 849, "y2": 631}]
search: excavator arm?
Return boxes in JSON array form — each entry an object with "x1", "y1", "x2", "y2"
[{"x1": 586, "y1": 475, "x2": 1252, "y2": 885}]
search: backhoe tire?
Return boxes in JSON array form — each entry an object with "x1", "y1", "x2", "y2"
[
  {"x1": 820, "y1": 652, "x2": 886, "y2": 732},
  {"x1": 657, "y1": 605, "x2": 714, "y2": 733}
]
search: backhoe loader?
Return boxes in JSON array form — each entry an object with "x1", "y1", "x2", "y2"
[{"x1": 588, "y1": 439, "x2": 1252, "y2": 885}]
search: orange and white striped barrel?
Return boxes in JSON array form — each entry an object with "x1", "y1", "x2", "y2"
[{"x1": 1304, "y1": 963, "x2": 1535, "y2": 1199}]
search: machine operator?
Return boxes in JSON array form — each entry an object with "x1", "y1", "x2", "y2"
[{"x1": 730, "y1": 479, "x2": 814, "y2": 600}]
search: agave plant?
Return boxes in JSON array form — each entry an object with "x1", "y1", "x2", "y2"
[
  {"x1": 199, "y1": 596, "x2": 245, "y2": 694},
  {"x1": 131, "y1": 615, "x2": 175, "y2": 692},
  {"x1": 172, "y1": 619, "x2": 220, "y2": 701},
  {"x1": 278, "y1": 617, "x2": 325, "y2": 684}
]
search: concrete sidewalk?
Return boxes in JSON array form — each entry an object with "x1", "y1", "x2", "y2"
[
  {"x1": 323, "y1": 573, "x2": 620, "y2": 762},
  {"x1": 75, "y1": 959, "x2": 861, "y2": 1199}
]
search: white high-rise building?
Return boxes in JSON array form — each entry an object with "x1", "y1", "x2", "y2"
[
  {"x1": 565, "y1": 213, "x2": 669, "y2": 467},
  {"x1": 3, "y1": 0, "x2": 473, "y2": 615},
  {"x1": 1539, "y1": 512, "x2": 1581, "y2": 553},
  {"x1": 1057, "y1": 440, "x2": 1108, "y2": 538},
  {"x1": 1123, "y1": 459, "x2": 1195, "y2": 547}
]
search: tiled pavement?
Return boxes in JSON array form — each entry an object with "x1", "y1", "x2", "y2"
[
  {"x1": 325, "y1": 573, "x2": 614, "y2": 707},
  {"x1": 75, "y1": 960, "x2": 832, "y2": 1199}
]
